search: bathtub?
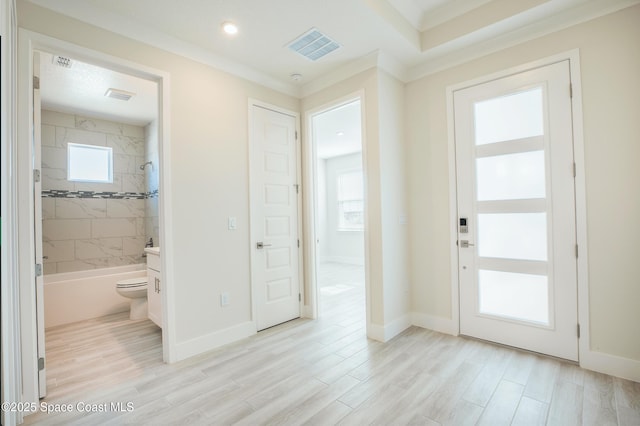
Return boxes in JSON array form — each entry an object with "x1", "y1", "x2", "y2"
[{"x1": 44, "y1": 264, "x2": 147, "y2": 328}]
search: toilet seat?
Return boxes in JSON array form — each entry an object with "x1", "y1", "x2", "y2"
[{"x1": 116, "y1": 277, "x2": 148, "y2": 289}]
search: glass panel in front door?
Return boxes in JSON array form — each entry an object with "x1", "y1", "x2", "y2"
[{"x1": 473, "y1": 86, "x2": 550, "y2": 326}]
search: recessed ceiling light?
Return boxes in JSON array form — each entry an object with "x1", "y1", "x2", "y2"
[
  {"x1": 222, "y1": 21, "x2": 238, "y2": 36},
  {"x1": 290, "y1": 73, "x2": 303, "y2": 81},
  {"x1": 336, "y1": 131, "x2": 345, "y2": 136}
]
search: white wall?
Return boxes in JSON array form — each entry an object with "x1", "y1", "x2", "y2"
[
  {"x1": 321, "y1": 153, "x2": 364, "y2": 265},
  {"x1": 406, "y1": 5, "x2": 640, "y2": 365},
  {"x1": 17, "y1": 1, "x2": 299, "y2": 356}
]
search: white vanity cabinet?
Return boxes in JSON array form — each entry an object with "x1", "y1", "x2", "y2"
[{"x1": 145, "y1": 247, "x2": 162, "y2": 328}]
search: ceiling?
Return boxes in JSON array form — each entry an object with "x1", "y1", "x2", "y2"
[
  {"x1": 314, "y1": 100, "x2": 362, "y2": 160},
  {"x1": 39, "y1": 51, "x2": 158, "y2": 125},
  {"x1": 27, "y1": 0, "x2": 638, "y2": 122}
]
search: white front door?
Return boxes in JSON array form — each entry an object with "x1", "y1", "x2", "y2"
[
  {"x1": 33, "y1": 52, "x2": 47, "y2": 397},
  {"x1": 250, "y1": 104, "x2": 301, "y2": 331},
  {"x1": 454, "y1": 61, "x2": 579, "y2": 361}
]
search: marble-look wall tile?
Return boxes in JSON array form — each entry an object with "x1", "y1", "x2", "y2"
[
  {"x1": 107, "y1": 255, "x2": 142, "y2": 268},
  {"x1": 55, "y1": 127, "x2": 106, "y2": 148},
  {"x1": 75, "y1": 174, "x2": 122, "y2": 193},
  {"x1": 114, "y1": 154, "x2": 135, "y2": 174},
  {"x1": 41, "y1": 111, "x2": 151, "y2": 275},
  {"x1": 42, "y1": 168, "x2": 74, "y2": 191},
  {"x1": 56, "y1": 198, "x2": 107, "y2": 219},
  {"x1": 123, "y1": 236, "x2": 146, "y2": 256},
  {"x1": 43, "y1": 240, "x2": 75, "y2": 262},
  {"x1": 42, "y1": 110, "x2": 75, "y2": 127},
  {"x1": 42, "y1": 219, "x2": 91, "y2": 241},
  {"x1": 42, "y1": 125, "x2": 56, "y2": 147},
  {"x1": 91, "y1": 218, "x2": 137, "y2": 238},
  {"x1": 135, "y1": 156, "x2": 146, "y2": 175},
  {"x1": 42, "y1": 198, "x2": 56, "y2": 220},
  {"x1": 41, "y1": 147, "x2": 66, "y2": 169},
  {"x1": 122, "y1": 174, "x2": 145, "y2": 193},
  {"x1": 43, "y1": 263, "x2": 57, "y2": 275},
  {"x1": 75, "y1": 238, "x2": 123, "y2": 260},
  {"x1": 75, "y1": 115, "x2": 144, "y2": 138},
  {"x1": 107, "y1": 134, "x2": 144, "y2": 156},
  {"x1": 56, "y1": 259, "x2": 107, "y2": 273},
  {"x1": 107, "y1": 199, "x2": 145, "y2": 218}
]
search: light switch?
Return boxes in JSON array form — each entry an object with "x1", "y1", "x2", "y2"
[{"x1": 228, "y1": 217, "x2": 237, "y2": 230}]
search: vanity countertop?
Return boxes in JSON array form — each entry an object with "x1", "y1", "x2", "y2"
[{"x1": 144, "y1": 247, "x2": 160, "y2": 255}]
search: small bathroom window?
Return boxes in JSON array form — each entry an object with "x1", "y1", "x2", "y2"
[{"x1": 67, "y1": 143, "x2": 113, "y2": 183}]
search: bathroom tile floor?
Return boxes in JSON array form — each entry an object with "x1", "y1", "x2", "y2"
[{"x1": 24, "y1": 263, "x2": 640, "y2": 425}]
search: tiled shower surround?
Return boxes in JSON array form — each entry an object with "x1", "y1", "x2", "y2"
[{"x1": 41, "y1": 110, "x2": 159, "y2": 274}]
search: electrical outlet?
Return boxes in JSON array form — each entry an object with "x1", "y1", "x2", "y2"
[{"x1": 220, "y1": 292, "x2": 230, "y2": 306}]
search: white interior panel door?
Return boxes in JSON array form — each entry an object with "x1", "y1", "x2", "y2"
[
  {"x1": 250, "y1": 105, "x2": 300, "y2": 331},
  {"x1": 455, "y1": 61, "x2": 579, "y2": 361},
  {"x1": 33, "y1": 52, "x2": 47, "y2": 397}
]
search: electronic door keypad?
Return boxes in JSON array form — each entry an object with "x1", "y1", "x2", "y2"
[{"x1": 459, "y1": 217, "x2": 468, "y2": 234}]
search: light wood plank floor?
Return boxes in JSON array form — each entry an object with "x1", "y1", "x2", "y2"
[{"x1": 25, "y1": 263, "x2": 640, "y2": 425}]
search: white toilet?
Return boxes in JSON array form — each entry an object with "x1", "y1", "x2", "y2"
[{"x1": 116, "y1": 277, "x2": 149, "y2": 320}]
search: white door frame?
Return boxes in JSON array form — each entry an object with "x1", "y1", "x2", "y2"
[
  {"x1": 446, "y1": 49, "x2": 590, "y2": 361},
  {"x1": 2, "y1": 0, "x2": 23, "y2": 424},
  {"x1": 248, "y1": 99, "x2": 303, "y2": 330},
  {"x1": 302, "y1": 91, "x2": 370, "y2": 326},
  {"x1": 17, "y1": 29, "x2": 177, "y2": 406}
]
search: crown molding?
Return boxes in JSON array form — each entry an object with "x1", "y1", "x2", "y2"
[{"x1": 407, "y1": 0, "x2": 640, "y2": 81}]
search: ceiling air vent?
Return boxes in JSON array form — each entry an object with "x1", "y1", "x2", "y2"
[
  {"x1": 287, "y1": 28, "x2": 340, "y2": 61},
  {"x1": 104, "y1": 88, "x2": 135, "y2": 101},
  {"x1": 52, "y1": 55, "x2": 73, "y2": 69}
]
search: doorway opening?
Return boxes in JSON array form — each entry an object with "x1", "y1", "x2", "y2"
[
  {"x1": 310, "y1": 99, "x2": 366, "y2": 328},
  {"x1": 33, "y1": 49, "x2": 164, "y2": 399}
]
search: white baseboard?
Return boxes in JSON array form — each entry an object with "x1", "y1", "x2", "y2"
[
  {"x1": 367, "y1": 314, "x2": 412, "y2": 342},
  {"x1": 321, "y1": 256, "x2": 365, "y2": 266},
  {"x1": 301, "y1": 304, "x2": 314, "y2": 319},
  {"x1": 174, "y1": 321, "x2": 256, "y2": 361},
  {"x1": 411, "y1": 312, "x2": 458, "y2": 336},
  {"x1": 581, "y1": 349, "x2": 640, "y2": 383}
]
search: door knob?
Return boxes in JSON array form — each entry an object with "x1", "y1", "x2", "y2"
[
  {"x1": 459, "y1": 240, "x2": 475, "y2": 248},
  {"x1": 256, "y1": 242, "x2": 272, "y2": 249}
]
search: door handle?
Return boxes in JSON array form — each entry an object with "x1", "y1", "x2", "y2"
[
  {"x1": 459, "y1": 240, "x2": 475, "y2": 248},
  {"x1": 256, "y1": 242, "x2": 272, "y2": 249}
]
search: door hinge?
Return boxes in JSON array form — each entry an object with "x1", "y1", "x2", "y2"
[
  {"x1": 569, "y1": 83, "x2": 573, "y2": 98},
  {"x1": 295, "y1": 130, "x2": 298, "y2": 140},
  {"x1": 298, "y1": 293, "x2": 301, "y2": 302},
  {"x1": 577, "y1": 324, "x2": 581, "y2": 338},
  {"x1": 38, "y1": 357, "x2": 45, "y2": 371},
  {"x1": 294, "y1": 184, "x2": 299, "y2": 194},
  {"x1": 575, "y1": 244, "x2": 579, "y2": 258},
  {"x1": 297, "y1": 239, "x2": 300, "y2": 248},
  {"x1": 33, "y1": 75, "x2": 40, "y2": 90},
  {"x1": 34, "y1": 169, "x2": 41, "y2": 183},
  {"x1": 35, "y1": 263, "x2": 42, "y2": 277},
  {"x1": 572, "y1": 162, "x2": 576, "y2": 178}
]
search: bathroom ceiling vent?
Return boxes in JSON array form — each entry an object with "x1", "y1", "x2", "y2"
[
  {"x1": 287, "y1": 28, "x2": 341, "y2": 61},
  {"x1": 104, "y1": 88, "x2": 135, "y2": 101},
  {"x1": 52, "y1": 55, "x2": 73, "y2": 69}
]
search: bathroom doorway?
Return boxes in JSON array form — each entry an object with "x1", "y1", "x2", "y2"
[
  {"x1": 309, "y1": 98, "x2": 366, "y2": 328},
  {"x1": 33, "y1": 49, "x2": 164, "y2": 399}
]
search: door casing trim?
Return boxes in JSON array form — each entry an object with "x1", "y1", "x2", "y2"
[
  {"x1": 445, "y1": 49, "x2": 590, "y2": 362},
  {"x1": 17, "y1": 29, "x2": 176, "y2": 406},
  {"x1": 302, "y1": 91, "x2": 371, "y2": 335}
]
